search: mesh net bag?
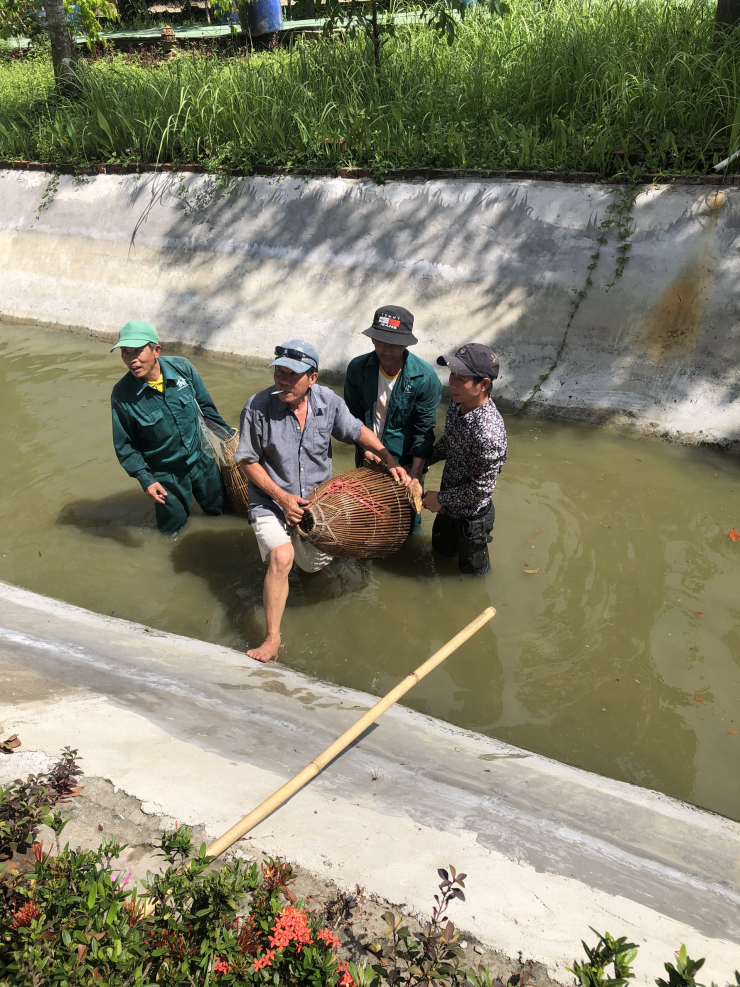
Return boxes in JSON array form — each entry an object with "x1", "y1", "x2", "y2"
[
  {"x1": 198, "y1": 414, "x2": 249, "y2": 519},
  {"x1": 297, "y1": 465, "x2": 421, "y2": 559}
]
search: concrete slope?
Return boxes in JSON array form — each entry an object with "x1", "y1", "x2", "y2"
[
  {"x1": 2, "y1": 170, "x2": 740, "y2": 447},
  {"x1": 0, "y1": 580, "x2": 738, "y2": 982}
]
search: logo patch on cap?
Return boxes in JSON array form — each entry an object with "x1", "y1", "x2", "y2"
[{"x1": 378, "y1": 315, "x2": 401, "y2": 328}]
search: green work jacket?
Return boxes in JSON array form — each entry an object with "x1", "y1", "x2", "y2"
[
  {"x1": 343, "y1": 350, "x2": 442, "y2": 468},
  {"x1": 111, "y1": 355, "x2": 231, "y2": 490}
]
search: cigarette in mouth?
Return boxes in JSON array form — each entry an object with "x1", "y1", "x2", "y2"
[{"x1": 271, "y1": 389, "x2": 287, "y2": 395}]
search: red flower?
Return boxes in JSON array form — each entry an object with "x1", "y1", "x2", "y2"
[
  {"x1": 252, "y1": 949, "x2": 276, "y2": 970},
  {"x1": 32, "y1": 842, "x2": 44, "y2": 862},
  {"x1": 261, "y1": 858, "x2": 294, "y2": 890},
  {"x1": 124, "y1": 900, "x2": 145, "y2": 927},
  {"x1": 10, "y1": 902, "x2": 40, "y2": 930},
  {"x1": 317, "y1": 928, "x2": 342, "y2": 949},
  {"x1": 236, "y1": 914, "x2": 262, "y2": 954},
  {"x1": 268, "y1": 905, "x2": 313, "y2": 953},
  {"x1": 337, "y1": 960, "x2": 356, "y2": 986},
  {"x1": 213, "y1": 958, "x2": 230, "y2": 974}
]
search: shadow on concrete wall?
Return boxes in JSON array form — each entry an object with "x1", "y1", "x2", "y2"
[{"x1": 119, "y1": 172, "x2": 740, "y2": 447}]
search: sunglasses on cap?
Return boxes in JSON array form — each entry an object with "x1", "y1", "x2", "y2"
[{"x1": 274, "y1": 345, "x2": 317, "y2": 366}]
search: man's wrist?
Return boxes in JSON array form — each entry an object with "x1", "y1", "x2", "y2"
[{"x1": 136, "y1": 469, "x2": 155, "y2": 491}]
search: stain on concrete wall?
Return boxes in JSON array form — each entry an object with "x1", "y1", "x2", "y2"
[{"x1": 637, "y1": 191, "x2": 724, "y2": 361}]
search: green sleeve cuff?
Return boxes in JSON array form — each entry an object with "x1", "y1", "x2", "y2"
[{"x1": 135, "y1": 469, "x2": 155, "y2": 491}]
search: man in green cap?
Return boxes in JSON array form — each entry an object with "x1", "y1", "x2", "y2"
[{"x1": 110, "y1": 320, "x2": 233, "y2": 535}]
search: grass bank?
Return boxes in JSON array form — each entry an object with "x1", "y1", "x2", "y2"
[{"x1": 2, "y1": 0, "x2": 740, "y2": 175}]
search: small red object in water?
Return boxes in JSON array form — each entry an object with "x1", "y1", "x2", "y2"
[
  {"x1": 729, "y1": 528, "x2": 740, "y2": 542},
  {"x1": 696, "y1": 611, "x2": 703, "y2": 616},
  {"x1": 691, "y1": 695, "x2": 707, "y2": 705}
]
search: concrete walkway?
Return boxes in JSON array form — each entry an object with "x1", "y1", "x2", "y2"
[{"x1": 1, "y1": 579, "x2": 738, "y2": 982}]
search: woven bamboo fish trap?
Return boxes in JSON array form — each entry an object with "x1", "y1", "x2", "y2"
[
  {"x1": 219, "y1": 429, "x2": 250, "y2": 519},
  {"x1": 199, "y1": 417, "x2": 249, "y2": 519},
  {"x1": 298, "y1": 466, "x2": 422, "y2": 559}
]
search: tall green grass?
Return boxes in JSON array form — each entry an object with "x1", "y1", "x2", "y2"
[{"x1": 2, "y1": 0, "x2": 740, "y2": 174}]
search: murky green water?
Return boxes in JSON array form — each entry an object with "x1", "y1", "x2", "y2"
[{"x1": 2, "y1": 324, "x2": 740, "y2": 819}]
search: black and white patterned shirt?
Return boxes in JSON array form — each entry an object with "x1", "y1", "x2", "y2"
[{"x1": 428, "y1": 399, "x2": 507, "y2": 518}]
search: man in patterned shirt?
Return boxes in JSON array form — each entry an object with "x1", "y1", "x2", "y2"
[{"x1": 421, "y1": 343, "x2": 507, "y2": 575}]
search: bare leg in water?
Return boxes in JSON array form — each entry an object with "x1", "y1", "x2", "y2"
[{"x1": 247, "y1": 542, "x2": 293, "y2": 662}]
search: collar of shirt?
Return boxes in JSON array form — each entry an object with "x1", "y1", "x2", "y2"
[
  {"x1": 363, "y1": 349, "x2": 425, "y2": 384},
  {"x1": 268, "y1": 386, "x2": 320, "y2": 426},
  {"x1": 131, "y1": 357, "x2": 186, "y2": 396},
  {"x1": 449, "y1": 398, "x2": 493, "y2": 425}
]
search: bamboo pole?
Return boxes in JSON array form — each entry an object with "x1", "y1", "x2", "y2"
[{"x1": 206, "y1": 606, "x2": 495, "y2": 860}]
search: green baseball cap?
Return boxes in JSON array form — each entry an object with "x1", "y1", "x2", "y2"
[{"x1": 110, "y1": 320, "x2": 159, "y2": 352}]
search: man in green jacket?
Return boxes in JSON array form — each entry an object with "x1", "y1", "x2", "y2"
[
  {"x1": 344, "y1": 306, "x2": 442, "y2": 521},
  {"x1": 110, "y1": 320, "x2": 233, "y2": 536}
]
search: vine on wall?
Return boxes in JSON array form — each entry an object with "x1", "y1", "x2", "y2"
[{"x1": 523, "y1": 183, "x2": 640, "y2": 408}]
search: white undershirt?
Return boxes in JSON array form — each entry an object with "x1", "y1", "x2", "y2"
[{"x1": 374, "y1": 366, "x2": 400, "y2": 437}]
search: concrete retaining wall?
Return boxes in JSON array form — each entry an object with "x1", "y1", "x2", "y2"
[{"x1": 2, "y1": 168, "x2": 740, "y2": 447}]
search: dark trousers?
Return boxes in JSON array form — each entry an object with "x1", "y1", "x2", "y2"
[
  {"x1": 153, "y1": 454, "x2": 226, "y2": 536},
  {"x1": 432, "y1": 500, "x2": 495, "y2": 575}
]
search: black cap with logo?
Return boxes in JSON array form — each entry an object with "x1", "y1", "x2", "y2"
[
  {"x1": 363, "y1": 305, "x2": 418, "y2": 346},
  {"x1": 437, "y1": 343, "x2": 500, "y2": 380}
]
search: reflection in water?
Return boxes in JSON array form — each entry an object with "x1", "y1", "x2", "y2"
[{"x1": 1, "y1": 325, "x2": 739, "y2": 819}]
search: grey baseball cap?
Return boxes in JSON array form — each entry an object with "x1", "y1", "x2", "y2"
[
  {"x1": 437, "y1": 343, "x2": 500, "y2": 380},
  {"x1": 270, "y1": 339, "x2": 319, "y2": 374}
]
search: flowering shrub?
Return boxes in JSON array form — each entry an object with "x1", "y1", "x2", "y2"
[
  {"x1": 0, "y1": 757, "x2": 722, "y2": 987},
  {"x1": 0, "y1": 821, "x2": 358, "y2": 987}
]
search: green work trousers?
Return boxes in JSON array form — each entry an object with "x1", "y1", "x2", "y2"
[{"x1": 152, "y1": 454, "x2": 226, "y2": 536}]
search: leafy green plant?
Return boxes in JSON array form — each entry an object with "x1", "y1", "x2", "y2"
[
  {"x1": 0, "y1": 0, "x2": 117, "y2": 49},
  {"x1": 0, "y1": 747, "x2": 82, "y2": 860},
  {"x1": 568, "y1": 929, "x2": 638, "y2": 987},
  {"x1": 364, "y1": 865, "x2": 469, "y2": 985},
  {"x1": 656, "y1": 945, "x2": 706, "y2": 987},
  {"x1": 322, "y1": 0, "x2": 397, "y2": 79},
  {"x1": 424, "y1": 0, "x2": 509, "y2": 47},
  {"x1": 155, "y1": 823, "x2": 195, "y2": 865}
]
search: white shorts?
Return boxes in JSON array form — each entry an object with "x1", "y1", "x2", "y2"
[{"x1": 252, "y1": 513, "x2": 333, "y2": 574}]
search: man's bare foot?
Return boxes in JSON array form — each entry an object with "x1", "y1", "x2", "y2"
[{"x1": 246, "y1": 636, "x2": 280, "y2": 663}]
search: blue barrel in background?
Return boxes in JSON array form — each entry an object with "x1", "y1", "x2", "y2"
[
  {"x1": 238, "y1": 0, "x2": 283, "y2": 35},
  {"x1": 218, "y1": 1, "x2": 240, "y2": 25}
]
